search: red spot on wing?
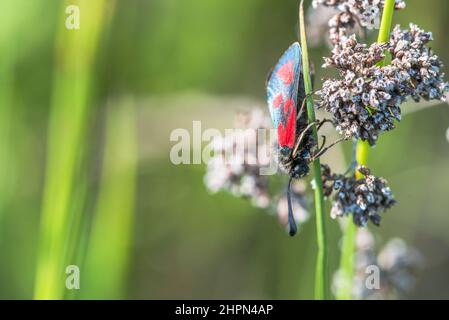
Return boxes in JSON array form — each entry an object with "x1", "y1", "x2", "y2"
[
  {"x1": 277, "y1": 122, "x2": 287, "y2": 147},
  {"x1": 283, "y1": 98, "x2": 294, "y2": 114},
  {"x1": 273, "y1": 94, "x2": 283, "y2": 109},
  {"x1": 285, "y1": 109, "x2": 296, "y2": 148},
  {"x1": 277, "y1": 61, "x2": 294, "y2": 85},
  {"x1": 277, "y1": 110, "x2": 296, "y2": 149}
]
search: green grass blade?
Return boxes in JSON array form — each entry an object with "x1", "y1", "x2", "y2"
[
  {"x1": 299, "y1": 0, "x2": 329, "y2": 300},
  {"x1": 34, "y1": 0, "x2": 107, "y2": 300}
]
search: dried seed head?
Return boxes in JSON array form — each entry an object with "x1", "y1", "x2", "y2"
[
  {"x1": 312, "y1": 0, "x2": 406, "y2": 45},
  {"x1": 321, "y1": 164, "x2": 396, "y2": 226},
  {"x1": 306, "y1": 4, "x2": 340, "y2": 47},
  {"x1": 389, "y1": 24, "x2": 449, "y2": 102},
  {"x1": 204, "y1": 108, "x2": 272, "y2": 208},
  {"x1": 317, "y1": 25, "x2": 449, "y2": 145}
]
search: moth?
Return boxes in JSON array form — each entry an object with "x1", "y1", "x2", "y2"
[{"x1": 267, "y1": 42, "x2": 340, "y2": 236}]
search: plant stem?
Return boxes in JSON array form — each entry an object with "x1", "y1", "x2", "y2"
[
  {"x1": 299, "y1": 1, "x2": 328, "y2": 300},
  {"x1": 336, "y1": 0, "x2": 396, "y2": 300},
  {"x1": 337, "y1": 218, "x2": 357, "y2": 299},
  {"x1": 34, "y1": 0, "x2": 107, "y2": 299},
  {"x1": 377, "y1": 0, "x2": 396, "y2": 45}
]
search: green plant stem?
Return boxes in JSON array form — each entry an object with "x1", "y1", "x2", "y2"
[
  {"x1": 34, "y1": 0, "x2": 107, "y2": 299},
  {"x1": 336, "y1": 0, "x2": 396, "y2": 300},
  {"x1": 299, "y1": 1, "x2": 328, "y2": 300},
  {"x1": 337, "y1": 218, "x2": 357, "y2": 299}
]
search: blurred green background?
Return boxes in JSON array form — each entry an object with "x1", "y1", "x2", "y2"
[{"x1": 0, "y1": 0, "x2": 448, "y2": 299}]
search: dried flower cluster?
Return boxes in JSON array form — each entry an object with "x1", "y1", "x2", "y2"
[
  {"x1": 312, "y1": 0, "x2": 406, "y2": 45},
  {"x1": 333, "y1": 229, "x2": 422, "y2": 299},
  {"x1": 204, "y1": 109, "x2": 272, "y2": 208},
  {"x1": 306, "y1": 5, "x2": 339, "y2": 47},
  {"x1": 389, "y1": 24, "x2": 448, "y2": 101},
  {"x1": 321, "y1": 164, "x2": 395, "y2": 226},
  {"x1": 204, "y1": 108, "x2": 310, "y2": 226},
  {"x1": 317, "y1": 24, "x2": 449, "y2": 145}
]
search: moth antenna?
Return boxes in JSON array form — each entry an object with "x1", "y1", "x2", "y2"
[{"x1": 287, "y1": 176, "x2": 298, "y2": 236}]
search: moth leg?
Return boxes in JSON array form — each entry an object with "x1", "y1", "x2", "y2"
[
  {"x1": 316, "y1": 118, "x2": 334, "y2": 131},
  {"x1": 311, "y1": 136, "x2": 348, "y2": 161},
  {"x1": 292, "y1": 120, "x2": 317, "y2": 157}
]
